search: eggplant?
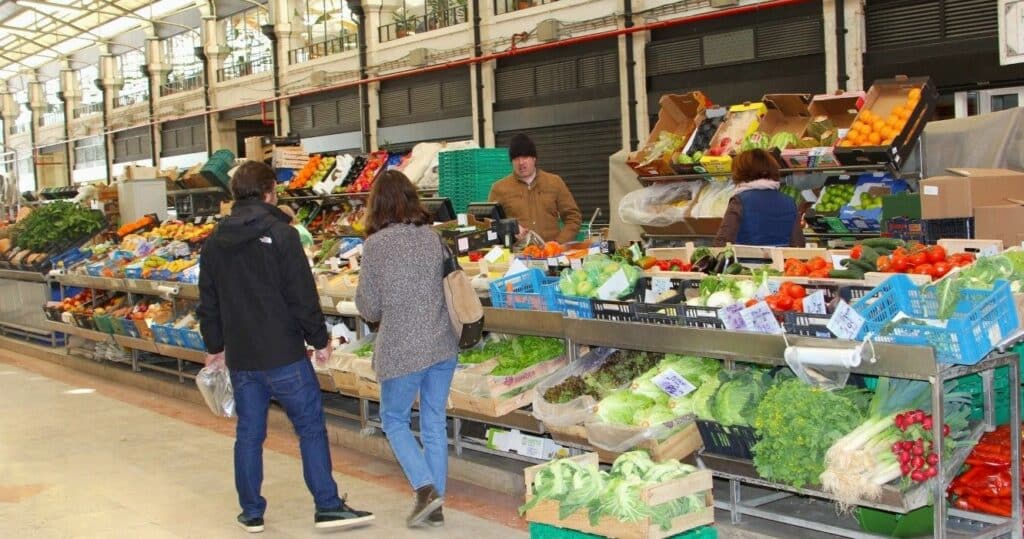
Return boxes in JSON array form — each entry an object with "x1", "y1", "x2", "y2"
[
  {"x1": 713, "y1": 249, "x2": 735, "y2": 274},
  {"x1": 691, "y1": 254, "x2": 715, "y2": 273}
]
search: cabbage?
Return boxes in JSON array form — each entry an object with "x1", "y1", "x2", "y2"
[
  {"x1": 634, "y1": 404, "x2": 677, "y2": 427},
  {"x1": 705, "y1": 290, "x2": 735, "y2": 308},
  {"x1": 599, "y1": 477, "x2": 652, "y2": 523},
  {"x1": 709, "y1": 369, "x2": 772, "y2": 426},
  {"x1": 596, "y1": 390, "x2": 654, "y2": 425},
  {"x1": 558, "y1": 465, "x2": 605, "y2": 519},
  {"x1": 734, "y1": 280, "x2": 758, "y2": 301},
  {"x1": 611, "y1": 450, "x2": 655, "y2": 479},
  {"x1": 691, "y1": 182, "x2": 736, "y2": 218},
  {"x1": 689, "y1": 375, "x2": 723, "y2": 420}
]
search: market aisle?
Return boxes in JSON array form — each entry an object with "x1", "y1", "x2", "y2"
[{"x1": 0, "y1": 353, "x2": 527, "y2": 539}]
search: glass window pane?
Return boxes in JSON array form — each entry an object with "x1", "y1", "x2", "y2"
[{"x1": 990, "y1": 93, "x2": 1020, "y2": 113}]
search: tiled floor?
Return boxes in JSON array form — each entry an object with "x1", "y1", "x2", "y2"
[{"x1": 0, "y1": 355, "x2": 527, "y2": 538}]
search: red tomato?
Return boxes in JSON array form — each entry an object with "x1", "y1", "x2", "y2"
[
  {"x1": 876, "y1": 255, "x2": 892, "y2": 272},
  {"x1": 932, "y1": 261, "x2": 951, "y2": 278},
  {"x1": 912, "y1": 263, "x2": 934, "y2": 277},
  {"x1": 850, "y1": 245, "x2": 863, "y2": 260},
  {"x1": 787, "y1": 284, "x2": 807, "y2": 300},
  {"x1": 909, "y1": 252, "x2": 928, "y2": 266},
  {"x1": 807, "y1": 257, "x2": 828, "y2": 271},
  {"x1": 926, "y1": 246, "x2": 947, "y2": 264},
  {"x1": 890, "y1": 255, "x2": 910, "y2": 273},
  {"x1": 775, "y1": 295, "x2": 794, "y2": 311}
]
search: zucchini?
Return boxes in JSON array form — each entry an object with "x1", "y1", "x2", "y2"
[
  {"x1": 829, "y1": 268, "x2": 864, "y2": 279},
  {"x1": 862, "y1": 238, "x2": 905, "y2": 249},
  {"x1": 843, "y1": 258, "x2": 876, "y2": 273},
  {"x1": 724, "y1": 262, "x2": 745, "y2": 275}
]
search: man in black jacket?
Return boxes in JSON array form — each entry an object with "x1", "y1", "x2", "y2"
[{"x1": 198, "y1": 161, "x2": 373, "y2": 533}]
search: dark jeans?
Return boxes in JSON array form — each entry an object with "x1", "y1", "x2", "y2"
[{"x1": 230, "y1": 359, "x2": 342, "y2": 518}]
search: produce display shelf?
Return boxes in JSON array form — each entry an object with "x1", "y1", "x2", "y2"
[
  {"x1": 637, "y1": 164, "x2": 917, "y2": 184},
  {"x1": 112, "y1": 334, "x2": 159, "y2": 354},
  {"x1": 451, "y1": 407, "x2": 546, "y2": 435},
  {"x1": 701, "y1": 422, "x2": 986, "y2": 515},
  {"x1": 482, "y1": 308, "x2": 565, "y2": 338},
  {"x1": 0, "y1": 269, "x2": 47, "y2": 282},
  {"x1": 153, "y1": 343, "x2": 206, "y2": 364},
  {"x1": 44, "y1": 320, "x2": 111, "y2": 342},
  {"x1": 57, "y1": 274, "x2": 124, "y2": 290}
]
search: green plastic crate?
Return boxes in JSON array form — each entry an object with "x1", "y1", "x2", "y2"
[
  {"x1": 439, "y1": 148, "x2": 511, "y2": 213},
  {"x1": 882, "y1": 193, "x2": 921, "y2": 221},
  {"x1": 92, "y1": 313, "x2": 117, "y2": 335},
  {"x1": 856, "y1": 505, "x2": 933, "y2": 537},
  {"x1": 528, "y1": 523, "x2": 716, "y2": 539}
]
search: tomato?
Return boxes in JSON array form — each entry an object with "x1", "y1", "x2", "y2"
[
  {"x1": 850, "y1": 245, "x2": 863, "y2": 260},
  {"x1": 789, "y1": 265, "x2": 810, "y2": 277},
  {"x1": 809, "y1": 269, "x2": 831, "y2": 278},
  {"x1": 792, "y1": 302, "x2": 803, "y2": 313},
  {"x1": 912, "y1": 263, "x2": 933, "y2": 276},
  {"x1": 765, "y1": 296, "x2": 780, "y2": 310},
  {"x1": 787, "y1": 284, "x2": 807, "y2": 300},
  {"x1": 806, "y1": 257, "x2": 827, "y2": 271},
  {"x1": 926, "y1": 245, "x2": 947, "y2": 264},
  {"x1": 775, "y1": 295, "x2": 794, "y2": 311},
  {"x1": 909, "y1": 252, "x2": 928, "y2": 266},
  {"x1": 893, "y1": 247, "x2": 908, "y2": 257},
  {"x1": 890, "y1": 254, "x2": 910, "y2": 273},
  {"x1": 876, "y1": 255, "x2": 892, "y2": 272},
  {"x1": 932, "y1": 261, "x2": 951, "y2": 278}
]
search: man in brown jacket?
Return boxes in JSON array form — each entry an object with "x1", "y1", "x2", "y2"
[{"x1": 488, "y1": 134, "x2": 582, "y2": 243}]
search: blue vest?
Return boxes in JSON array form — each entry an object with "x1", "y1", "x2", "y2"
[{"x1": 734, "y1": 189, "x2": 798, "y2": 246}]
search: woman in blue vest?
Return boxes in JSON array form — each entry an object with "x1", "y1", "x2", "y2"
[{"x1": 712, "y1": 149, "x2": 805, "y2": 247}]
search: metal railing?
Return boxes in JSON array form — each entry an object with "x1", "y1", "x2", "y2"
[
  {"x1": 42, "y1": 106, "x2": 65, "y2": 126},
  {"x1": 217, "y1": 52, "x2": 273, "y2": 82},
  {"x1": 10, "y1": 123, "x2": 30, "y2": 135},
  {"x1": 379, "y1": 4, "x2": 468, "y2": 43},
  {"x1": 73, "y1": 102, "x2": 104, "y2": 119},
  {"x1": 289, "y1": 33, "x2": 358, "y2": 64},
  {"x1": 114, "y1": 89, "x2": 149, "y2": 108},
  {"x1": 160, "y1": 73, "x2": 204, "y2": 96},
  {"x1": 495, "y1": 0, "x2": 553, "y2": 15}
]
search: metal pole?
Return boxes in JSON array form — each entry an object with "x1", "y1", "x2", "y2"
[
  {"x1": 623, "y1": 0, "x2": 638, "y2": 152},
  {"x1": 1010, "y1": 351, "x2": 1022, "y2": 538}
]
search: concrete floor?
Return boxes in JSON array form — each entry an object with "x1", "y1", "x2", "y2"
[{"x1": 0, "y1": 355, "x2": 528, "y2": 538}]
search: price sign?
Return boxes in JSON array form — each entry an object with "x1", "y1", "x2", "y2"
[
  {"x1": 650, "y1": 277, "x2": 673, "y2": 298},
  {"x1": 570, "y1": 258, "x2": 583, "y2": 270},
  {"x1": 629, "y1": 243, "x2": 643, "y2": 262},
  {"x1": 740, "y1": 301, "x2": 783, "y2": 334},
  {"x1": 827, "y1": 301, "x2": 866, "y2": 339},
  {"x1": 596, "y1": 269, "x2": 629, "y2": 300},
  {"x1": 979, "y1": 245, "x2": 1000, "y2": 258},
  {"x1": 558, "y1": 255, "x2": 571, "y2": 266},
  {"x1": 803, "y1": 290, "x2": 827, "y2": 314},
  {"x1": 483, "y1": 246, "x2": 505, "y2": 263},
  {"x1": 505, "y1": 258, "x2": 530, "y2": 276},
  {"x1": 547, "y1": 257, "x2": 559, "y2": 267},
  {"x1": 831, "y1": 254, "x2": 849, "y2": 270},
  {"x1": 652, "y1": 368, "x2": 697, "y2": 398},
  {"x1": 719, "y1": 302, "x2": 748, "y2": 331},
  {"x1": 457, "y1": 237, "x2": 469, "y2": 252},
  {"x1": 194, "y1": 216, "x2": 203, "y2": 224},
  {"x1": 755, "y1": 283, "x2": 771, "y2": 300}
]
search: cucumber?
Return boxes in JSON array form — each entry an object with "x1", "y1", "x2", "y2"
[
  {"x1": 843, "y1": 258, "x2": 877, "y2": 273},
  {"x1": 829, "y1": 269, "x2": 864, "y2": 280},
  {"x1": 859, "y1": 245, "x2": 880, "y2": 264},
  {"x1": 862, "y1": 238, "x2": 905, "y2": 249}
]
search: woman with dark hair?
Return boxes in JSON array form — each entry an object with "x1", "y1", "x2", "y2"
[
  {"x1": 355, "y1": 170, "x2": 458, "y2": 528},
  {"x1": 712, "y1": 149, "x2": 805, "y2": 247}
]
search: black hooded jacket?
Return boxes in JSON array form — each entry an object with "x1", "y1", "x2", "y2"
[{"x1": 197, "y1": 199, "x2": 328, "y2": 371}]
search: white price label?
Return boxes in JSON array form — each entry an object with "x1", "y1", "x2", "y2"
[
  {"x1": 803, "y1": 290, "x2": 827, "y2": 315},
  {"x1": 650, "y1": 277, "x2": 673, "y2": 298},
  {"x1": 570, "y1": 258, "x2": 583, "y2": 270},
  {"x1": 483, "y1": 246, "x2": 505, "y2": 263},
  {"x1": 831, "y1": 255, "x2": 849, "y2": 270},
  {"x1": 505, "y1": 258, "x2": 530, "y2": 277},
  {"x1": 596, "y1": 269, "x2": 630, "y2": 300},
  {"x1": 767, "y1": 280, "x2": 781, "y2": 294},
  {"x1": 652, "y1": 368, "x2": 697, "y2": 398},
  {"x1": 457, "y1": 237, "x2": 469, "y2": 252},
  {"x1": 741, "y1": 301, "x2": 783, "y2": 334},
  {"x1": 719, "y1": 302, "x2": 748, "y2": 331},
  {"x1": 979, "y1": 245, "x2": 1000, "y2": 258},
  {"x1": 557, "y1": 255, "x2": 570, "y2": 266},
  {"x1": 755, "y1": 283, "x2": 772, "y2": 300},
  {"x1": 547, "y1": 257, "x2": 559, "y2": 267},
  {"x1": 589, "y1": 246, "x2": 602, "y2": 255},
  {"x1": 802, "y1": 189, "x2": 819, "y2": 202},
  {"x1": 327, "y1": 257, "x2": 341, "y2": 271},
  {"x1": 827, "y1": 301, "x2": 866, "y2": 339},
  {"x1": 487, "y1": 230, "x2": 498, "y2": 241}
]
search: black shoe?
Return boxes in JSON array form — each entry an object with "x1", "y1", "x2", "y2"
[
  {"x1": 407, "y1": 485, "x2": 444, "y2": 528},
  {"x1": 314, "y1": 501, "x2": 376, "y2": 529},
  {"x1": 426, "y1": 507, "x2": 444, "y2": 528},
  {"x1": 237, "y1": 513, "x2": 265, "y2": 533}
]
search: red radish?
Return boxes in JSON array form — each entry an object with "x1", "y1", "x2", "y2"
[
  {"x1": 911, "y1": 470, "x2": 926, "y2": 482},
  {"x1": 927, "y1": 453, "x2": 939, "y2": 466},
  {"x1": 911, "y1": 456, "x2": 924, "y2": 469},
  {"x1": 901, "y1": 463, "x2": 911, "y2": 476},
  {"x1": 922, "y1": 416, "x2": 933, "y2": 430},
  {"x1": 943, "y1": 424, "x2": 951, "y2": 436},
  {"x1": 926, "y1": 466, "x2": 938, "y2": 478}
]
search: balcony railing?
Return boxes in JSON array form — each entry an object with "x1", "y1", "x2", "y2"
[
  {"x1": 494, "y1": 0, "x2": 554, "y2": 15},
  {"x1": 42, "y1": 106, "x2": 65, "y2": 126},
  {"x1": 379, "y1": 4, "x2": 468, "y2": 43},
  {"x1": 74, "y1": 102, "x2": 104, "y2": 119},
  {"x1": 161, "y1": 73, "x2": 204, "y2": 96},
  {"x1": 217, "y1": 52, "x2": 273, "y2": 82},
  {"x1": 11, "y1": 123, "x2": 30, "y2": 135},
  {"x1": 114, "y1": 88, "x2": 149, "y2": 108},
  {"x1": 289, "y1": 33, "x2": 358, "y2": 64}
]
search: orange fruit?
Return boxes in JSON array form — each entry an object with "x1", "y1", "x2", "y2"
[
  {"x1": 908, "y1": 88, "x2": 922, "y2": 100},
  {"x1": 867, "y1": 132, "x2": 883, "y2": 145},
  {"x1": 851, "y1": 121, "x2": 866, "y2": 133},
  {"x1": 839, "y1": 140, "x2": 855, "y2": 148},
  {"x1": 872, "y1": 119, "x2": 887, "y2": 132},
  {"x1": 882, "y1": 137, "x2": 894, "y2": 145}
]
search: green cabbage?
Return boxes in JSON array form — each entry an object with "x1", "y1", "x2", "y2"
[
  {"x1": 709, "y1": 369, "x2": 771, "y2": 426},
  {"x1": 596, "y1": 391, "x2": 654, "y2": 425},
  {"x1": 633, "y1": 404, "x2": 677, "y2": 428}
]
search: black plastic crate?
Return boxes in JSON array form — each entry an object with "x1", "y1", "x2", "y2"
[
  {"x1": 634, "y1": 293, "x2": 687, "y2": 325},
  {"x1": 885, "y1": 217, "x2": 927, "y2": 243},
  {"x1": 696, "y1": 419, "x2": 759, "y2": 460},
  {"x1": 922, "y1": 217, "x2": 973, "y2": 243},
  {"x1": 681, "y1": 304, "x2": 725, "y2": 329},
  {"x1": 783, "y1": 285, "x2": 873, "y2": 338}
]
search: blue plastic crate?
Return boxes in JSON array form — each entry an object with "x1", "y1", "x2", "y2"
[
  {"x1": 488, "y1": 268, "x2": 560, "y2": 311},
  {"x1": 151, "y1": 323, "x2": 176, "y2": 345},
  {"x1": 557, "y1": 293, "x2": 594, "y2": 319},
  {"x1": 179, "y1": 328, "x2": 206, "y2": 351},
  {"x1": 276, "y1": 168, "x2": 295, "y2": 183},
  {"x1": 120, "y1": 318, "x2": 141, "y2": 339},
  {"x1": 853, "y1": 274, "x2": 1019, "y2": 365}
]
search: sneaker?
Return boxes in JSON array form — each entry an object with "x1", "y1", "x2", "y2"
[
  {"x1": 237, "y1": 513, "x2": 265, "y2": 533},
  {"x1": 407, "y1": 485, "x2": 444, "y2": 528},
  {"x1": 426, "y1": 507, "x2": 444, "y2": 528},
  {"x1": 314, "y1": 502, "x2": 375, "y2": 529}
]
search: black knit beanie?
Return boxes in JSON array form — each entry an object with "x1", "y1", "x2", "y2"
[{"x1": 508, "y1": 134, "x2": 537, "y2": 160}]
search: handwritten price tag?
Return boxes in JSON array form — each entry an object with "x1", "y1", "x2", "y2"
[
  {"x1": 719, "y1": 303, "x2": 748, "y2": 331},
  {"x1": 831, "y1": 255, "x2": 849, "y2": 270},
  {"x1": 652, "y1": 368, "x2": 697, "y2": 398},
  {"x1": 650, "y1": 277, "x2": 673, "y2": 297},
  {"x1": 803, "y1": 290, "x2": 827, "y2": 314},
  {"x1": 740, "y1": 301, "x2": 783, "y2": 334},
  {"x1": 827, "y1": 301, "x2": 866, "y2": 339}
]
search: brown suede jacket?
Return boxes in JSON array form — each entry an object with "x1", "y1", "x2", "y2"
[{"x1": 488, "y1": 169, "x2": 582, "y2": 243}]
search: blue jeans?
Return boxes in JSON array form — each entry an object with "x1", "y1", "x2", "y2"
[
  {"x1": 380, "y1": 358, "x2": 457, "y2": 496},
  {"x1": 230, "y1": 359, "x2": 342, "y2": 518}
]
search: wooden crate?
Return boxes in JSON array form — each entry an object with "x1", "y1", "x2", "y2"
[
  {"x1": 330, "y1": 368, "x2": 360, "y2": 397},
  {"x1": 937, "y1": 238, "x2": 1003, "y2": 256},
  {"x1": 448, "y1": 386, "x2": 536, "y2": 417},
  {"x1": 315, "y1": 370, "x2": 337, "y2": 392},
  {"x1": 580, "y1": 422, "x2": 703, "y2": 464},
  {"x1": 448, "y1": 356, "x2": 568, "y2": 418},
  {"x1": 357, "y1": 377, "x2": 380, "y2": 401},
  {"x1": 523, "y1": 453, "x2": 715, "y2": 539},
  {"x1": 546, "y1": 424, "x2": 622, "y2": 464}
]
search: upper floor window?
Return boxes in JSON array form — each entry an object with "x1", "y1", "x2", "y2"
[
  {"x1": 162, "y1": 31, "x2": 204, "y2": 95},
  {"x1": 116, "y1": 50, "x2": 149, "y2": 107}
]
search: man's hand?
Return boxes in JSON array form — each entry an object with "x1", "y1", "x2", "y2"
[
  {"x1": 314, "y1": 342, "x2": 333, "y2": 367},
  {"x1": 205, "y1": 351, "x2": 225, "y2": 369}
]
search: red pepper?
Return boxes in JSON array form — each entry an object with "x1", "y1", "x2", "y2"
[
  {"x1": 669, "y1": 259, "x2": 685, "y2": 271},
  {"x1": 953, "y1": 497, "x2": 973, "y2": 510},
  {"x1": 963, "y1": 495, "x2": 1012, "y2": 517},
  {"x1": 655, "y1": 260, "x2": 672, "y2": 271}
]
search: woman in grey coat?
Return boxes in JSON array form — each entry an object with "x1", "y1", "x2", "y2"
[{"x1": 355, "y1": 170, "x2": 459, "y2": 528}]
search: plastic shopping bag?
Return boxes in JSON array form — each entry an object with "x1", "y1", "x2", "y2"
[
  {"x1": 196, "y1": 364, "x2": 235, "y2": 418},
  {"x1": 618, "y1": 181, "x2": 702, "y2": 226}
]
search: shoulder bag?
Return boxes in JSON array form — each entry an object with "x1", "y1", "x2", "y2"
[{"x1": 439, "y1": 237, "x2": 485, "y2": 348}]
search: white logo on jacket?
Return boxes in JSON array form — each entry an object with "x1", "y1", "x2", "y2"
[{"x1": 259, "y1": 236, "x2": 272, "y2": 244}]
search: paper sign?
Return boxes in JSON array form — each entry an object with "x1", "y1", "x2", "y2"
[
  {"x1": 650, "y1": 277, "x2": 673, "y2": 298},
  {"x1": 629, "y1": 243, "x2": 643, "y2": 262},
  {"x1": 519, "y1": 435, "x2": 546, "y2": 459},
  {"x1": 483, "y1": 246, "x2": 505, "y2": 263},
  {"x1": 457, "y1": 237, "x2": 469, "y2": 251},
  {"x1": 923, "y1": 185, "x2": 939, "y2": 196},
  {"x1": 652, "y1": 368, "x2": 697, "y2": 398},
  {"x1": 831, "y1": 254, "x2": 849, "y2": 269},
  {"x1": 588, "y1": 246, "x2": 601, "y2": 255},
  {"x1": 741, "y1": 301, "x2": 784, "y2": 334},
  {"x1": 328, "y1": 257, "x2": 340, "y2": 271},
  {"x1": 505, "y1": 258, "x2": 530, "y2": 277},
  {"x1": 767, "y1": 280, "x2": 781, "y2": 294},
  {"x1": 570, "y1": 258, "x2": 583, "y2": 270},
  {"x1": 487, "y1": 230, "x2": 498, "y2": 241},
  {"x1": 803, "y1": 290, "x2": 827, "y2": 314},
  {"x1": 547, "y1": 257, "x2": 559, "y2": 267},
  {"x1": 719, "y1": 302, "x2": 748, "y2": 330},
  {"x1": 558, "y1": 255, "x2": 570, "y2": 265},
  {"x1": 827, "y1": 301, "x2": 866, "y2": 339},
  {"x1": 802, "y1": 189, "x2": 818, "y2": 202},
  {"x1": 979, "y1": 245, "x2": 1000, "y2": 258},
  {"x1": 755, "y1": 283, "x2": 771, "y2": 300},
  {"x1": 596, "y1": 269, "x2": 629, "y2": 300}
]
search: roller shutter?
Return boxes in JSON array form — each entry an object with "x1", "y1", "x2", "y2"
[
  {"x1": 289, "y1": 87, "x2": 361, "y2": 138},
  {"x1": 160, "y1": 116, "x2": 206, "y2": 157},
  {"x1": 379, "y1": 69, "x2": 471, "y2": 127},
  {"x1": 112, "y1": 126, "x2": 152, "y2": 164}
]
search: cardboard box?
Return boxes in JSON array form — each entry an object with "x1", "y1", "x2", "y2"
[
  {"x1": 123, "y1": 165, "x2": 159, "y2": 181},
  {"x1": 975, "y1": 202, "x2": 1024, "y2": 246},
  {"x1": 759, "y1": 93, "x2": 812, "y2": 139},
  {"x1": 919, "y1": 168, "x2": 1024, "y2": 219},
  {"x1": 700, "y1": 102, "x2": 767, "y2": 174},
  {"x1": 782, "y1": 91, "x2": 864, "y2": 169},
  {"x1": 628, "y1": 92, "x2": 708, "y2": 177},
  {"x1": 834, "y1": 76, "x2": 937, "y2": 168}
]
